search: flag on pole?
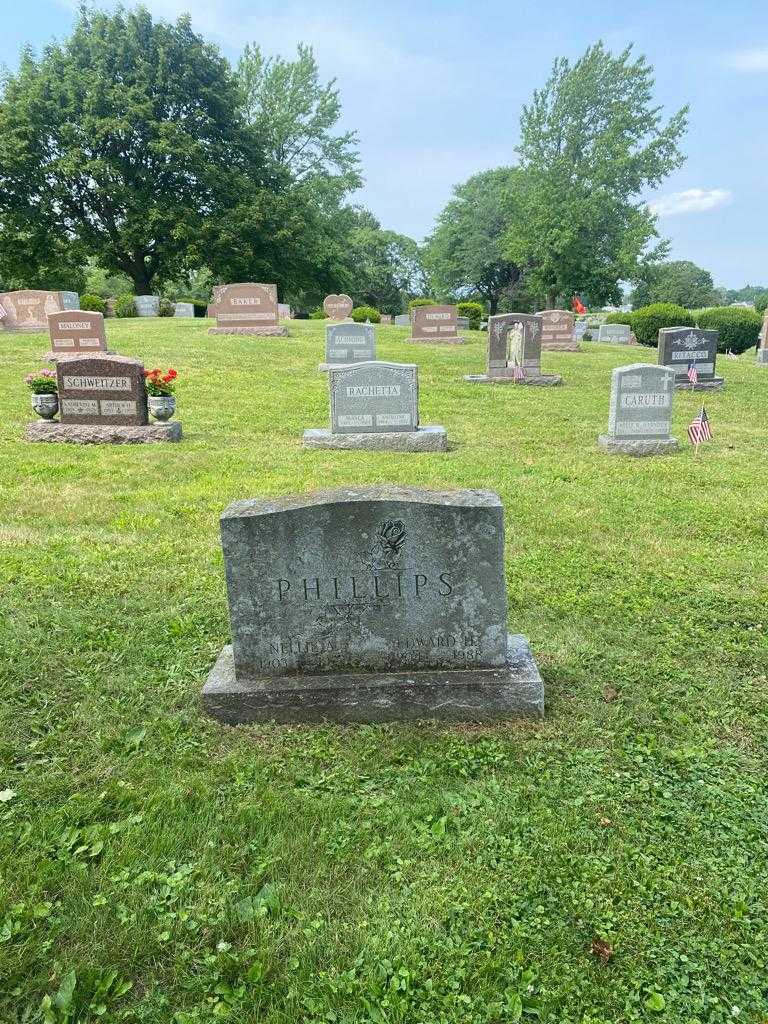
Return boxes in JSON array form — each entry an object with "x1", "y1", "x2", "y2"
[
  {"x1": 687, "y1": 406, "x2": 712, "y2": 447},
  {"x1": 512, "y1": 364, "x2": 526, "y2": 381},
  {"x1": 571, "y1": 295, "x2": 587, "y2": 315},
  {"x1": 686, "y1": 362, "x2": 699, "y2": 385}
]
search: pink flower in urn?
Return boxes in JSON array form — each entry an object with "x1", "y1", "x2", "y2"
[{"x1": 24, "y1": 368, "x2": 58, "y2": 394}]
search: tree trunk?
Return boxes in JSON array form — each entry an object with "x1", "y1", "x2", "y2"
[
  {"x1": 489, "y1": 293, "x2": 499, "y2": 315},
  {"x1": 546, "y1": 289, "x2": 558, "y2": 309}
]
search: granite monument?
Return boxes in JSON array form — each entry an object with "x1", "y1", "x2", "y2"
[
  {"x1": 323, "y1": 294, "x2": 354, "y2": 320},
  {"x1": 658, "y1": 328, "x2": 723, "y2": 389},
  {"x1": 46, "y1": 311, "x2": 108, "y2": 359},
  {"x1": 208, "y1": 283, "x2": 288, "y2": 336},
  {"x1": 465, "y1": 313, "x2": 562, "y2": 385},
  {"x1": 320, "y1": 323, "x2": 376, "y2": 371},
  {"x1": 540, "y1": 309, "x2": 579, "y2": 351},
  {"x1": 598, "y1": 363, "x2": 678, "y2": 456},
  {"x1": 597, "y1": 323, "x2": 632, "y2": 345},
  {"x1": 407, "y1": 305, "x2": 465, "y2": 345}
]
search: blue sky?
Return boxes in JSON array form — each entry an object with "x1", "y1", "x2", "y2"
[{"x1": 3, "y1": 0, "x2": 768, "y2": 288}]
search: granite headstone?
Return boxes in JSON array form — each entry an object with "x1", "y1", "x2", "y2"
[
  {"x1": 135, "y1": 295, "x2": 160, "y2": 317},
  {"x1": 658, "y1": 328, "x2": 723, "y2": 389},
  {"x1": 465, "y1": 313, "x2": 561, "y2": 385},
  {"x1": 756, "y1": 313, "x2": 768, "y2": 365},
  {"x1": 56, "y1": 355, "x2": 148, "y2": 426},
  {"x1": 209, "y1": 283, "x2": 287, "y2": 336},
  {"x1": 394, "y1": 314, "x2": 410, "y2": 327},
  {"x1": 597, "y1": 323, "x2": 632, "y2": 345},
  {"x1": 173, "y1": 302, "x2": 195, "y2": 318},
  {"x1": 408, "y1": 305, "x2": 464, "y2": 344},
  {"x1": 540, "y1": 309, "x2": 578, "y2": 351},
  {"x1": 47, "y1": 311, "x2": 107, "y2": 358},
  {"x1": 323, "y1": 294, "x2": 354, "y2": 320},
  {"x1": 321, "y1": 323, "x2": 376, "y2": 370},
  {"x1": 0, "y1": 290, "x2": 66, "y2": 331},
  {"x1": 598, "y1": 363, "x2": 678, "y2": 455}
]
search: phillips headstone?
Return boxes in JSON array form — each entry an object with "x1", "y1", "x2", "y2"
[{"x1": 407, "y1": 305, "x2": 465, "y2": 344}]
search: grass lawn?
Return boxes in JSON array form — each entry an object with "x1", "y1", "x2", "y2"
[{"x1": 1, "y1": 318, "x2": 767, "y2": 1023}]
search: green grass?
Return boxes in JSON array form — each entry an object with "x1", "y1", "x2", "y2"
[{"x1": 1, "y1": 319, "x2": 767, "y2": 1023}]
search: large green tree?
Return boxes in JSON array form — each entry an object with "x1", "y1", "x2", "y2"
[
  {"x1": 631, "y1": 260, "x2": 717, "y2": 309},
  {"x1": 507, "y1": 43, "x2": 688, "y2": 308},
  {"x1": 339, "y1": 208, "x2": 425, "y2": 312},
  {"x1": 0, "y1": 6, "x2": 253, "y2": 293},
  {"x1": 424, "y1": 168, "x2": 525, "y2": 315}
]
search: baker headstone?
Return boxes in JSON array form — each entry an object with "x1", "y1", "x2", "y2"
[
  {"x1": 597, "y1": 323, "x2": 632, "y2": 345},
  {"x1": 465, "y1": 313, "x2": 562, "y2": 385},
  {"x1": 320, "y1": 323, "x2": 376, "y2": 371},
  {"x1": 323, "y1": 294, "x2": 354, "y2": 320},
  {"x1": 304, "y1": 361, "x2": 447, "y2": 452},
  {"x1": 135, "y1": 295, "x2": 160, "y2": 317},
  {"x1": 540, "y1": 309, "x2": 579, "y2": 351},
  {"x1": 47, "y1": 311, "x2": 108, "y2": 359},
  {"x1": 394, "y1": 314, "x2": 410, "y2": 327},
  {"x1": 658, "y1": 327, "x2": 723, "y2": 389},
  {"x1": 407, "y1": 304, "x2": 464, "y2": 344},
  {"x1": 598, "y1": 363, "x2": 678, "y2": 456},
  {"x1": 173, "y1": 302, "x2": 195, "y2": 318},
  {"x1": 203, "y1": 485, "x2": 544, "y2": 723},
  {"x1": 208, "y1": 283, "x2": 288, "y2": 336}
]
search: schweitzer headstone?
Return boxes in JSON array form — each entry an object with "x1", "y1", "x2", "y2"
[
  {"x1": 57, "y1": 355, "x2": 148, "y2": 426},
  {"x1": 203, "y1": 486, "x2": 544, "y2": 723},
  {"x1": 465, "y1": 313, "x2": 562, "y2": 385},
  {"x1": 598, "y1": 363, "x2": 678, "y2": 456},
  {"x1": 408, "y1": 305, "x2": 464, "y2": 344},
  {"x1": 320, "y1": 323, "x2": 376, "y2": 371},
  {"x1": 303, "y1": 361, "x2": 447, "y2": 451},
  {"x1": 658, "y1": 327, "x2": 723, "y2": 389},
  {"x1": 47, "y1": 311, "x2": 107, "y2": 358}
]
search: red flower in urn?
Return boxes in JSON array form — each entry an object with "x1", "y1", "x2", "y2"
[{"x1": 144, "y1": 368, "x2": 178, "y2": 396}]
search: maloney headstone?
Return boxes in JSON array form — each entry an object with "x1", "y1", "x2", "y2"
[
  {"x1": 173, "y1": 302, "x2": 195, "y2": 318},
  {"x1": 540, "y1": 309, "x2": 579, "y2": 351},
  {"x1": 46, "y1": 311, "x2": 108, "y2": 359},
  {"x1": 597, "y1": 323, "x2": 632, "y2": 345},
  {"x1": 209, "y1": 283, "x2": 288, "y2": 337},
  {"x1": 320, "y1": 323, "x2": 376, "y2": 371},
  {"x1": 598, "y1": 363, "x2": 678, "y2": 456},
  {"x1": 407, "y1": 305, "x2": 464, "y2": 344},
  {"x1": 135, "y1": 295, "x2": 160, "y2": 317},
  {"x1": 465, "y1": 313, "x2": 562, "y2": 385},
  {"x1": 658, "y1": 327, "x2": 723, "y2": 389},
  {"x1": 304, "y1": 361, "x2": 447, "y2": 452},
  {"x1": 203, "y1": 485, "x2": 544, "y2": 724},
  {"x1": 323, "y1": 294, "x2": 354, "y2": 320}
]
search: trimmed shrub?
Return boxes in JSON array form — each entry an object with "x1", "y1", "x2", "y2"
[
  {"x1": 114, "y1": 295, "x2": 137, "y2": 318},
  {"x1": 696, "y1": 306, "x2": 762, "y2": 354},
  {"x1": 158, "y1": 298, "x2": 174, "y2": 317},
  {"x1": 408, "y1": 297, "x2": 437, "y2": 311},
  {"x1": 631, "y1": 303, "x2": 694, "y2": 346},
  {"x1": 309, "y1": 306, "x2": 326, "y2": 319},
  {"x1": 605, "y1": 312, "x2": 633, "y2": 327},
  {"x1": 457, "y1": 301, "x2": 484, "y2": 329},
  {"x1": 351, "y1": 306, "x2": 381, "y2": 324},
  {"x1": 79, "y1": 293, "x2": 107, "y2": 314}
]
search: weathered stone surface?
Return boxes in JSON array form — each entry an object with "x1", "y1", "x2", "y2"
[
  {"x1": 303, "y1": 426, "x2": 447, "y2": 451},
  {"x1": 540, "y1": 309, "x2": 579, "y2": 351},
  {"x1": 322, "y1": 323, "x2": 376, "y2": 370},
  {"x1": 278, "y1": 302, "x2": 291, "y2": 320},
  {"x1": 56, "y1": 354, "x2": 148, "y2": 426},
  {"x1": 323, "y1": 294, "x2": 354, "y2": 320},
  {"x1": 757, "y1": 348, "x2": 768, "y2": 365},
  {"x1": 26, "y1": 421, "x2": 181, "y2": 444},
  {"x1": 47, "y1": 311, "x2": 107, "y2": 357},
  {"x1": 598, "y1": 435, "x2": 679, "y2": 456},
  {"x1": 173, "y1": 302, "x2": 195, "y2": 318},
  {"x1": 135, "y1": 295, "x2": 160, "y2": 317},
  {"x1": 597, "y1": 323, "x2": 631, "y2": 344},
  {"x1": 209, "y1": 282, "x2": 288, "y2": 335},
  {"x1": 203, "y1": 486, "x2": 544, "y2": 723},
  {"x1": 463, "y1": 373, "x2": 562, "y2": 386},
  {"x1": 605, "y1": 363, "x2": 676, "y2": 441},
  {"x1": 658, "y1": 327, "x2": 722, "y2": 386},
  {"x1": 329, "y1": 362, "x2": 418, "y2": 433},
  {"x1": 0, "y1": 290, "x2": 70, "y2": 331},
  {"x1": 408, "y1": 305, "x2": 464, "y2": 344}
]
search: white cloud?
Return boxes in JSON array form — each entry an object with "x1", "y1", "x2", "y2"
[
  {"x1": 648, "y1": 188, "x2": 733, "y2": 217},
  {"x1": 724, "y1": 47, "x2": 768, "y2": 73}
]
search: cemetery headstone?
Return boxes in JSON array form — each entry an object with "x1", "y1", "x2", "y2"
[
  {"x1": 203, "y1": 485, "x2": 544, "y2": 724},
  {"x1": 0, "y1": 290, "x2": 69, "y2": 332},
  {"x1": 407, "y1": 305, "x2": 465, "y2": 344},
  {"x1": 597, "y1": 323, "x2": 632, "y2": 345},
  {"x1": 379, "y1": 314, "x2": 393, "y2": 325},
  {"x1": 465, "y1": 313, "x2": 562, "y2": 385},
  {"x1": 323, "y1": 294, "x2": 354, "y2": 320},
  {"x1": 46, "y1": 311, "x2": 108, "y2": 359},
  {"x1": 320, "y1": 323, "x2": 376, "y2": 371},
  {"x1": 173, "y1": 302, "x2": 195, "y2": 318},
  {"x1": 135, "y1": 295, "x2": 160, "y2": 317},
  {"x1": 61, "y1": 291, "x2": 80, "y2": 311},
  {"x1": 658, "y1": 327, "x2": 723, "y2": 389},
  {"x1": 757, "y1": 313, "x2": 768, "y2": 365},
  {"x1": 598, "y1": 363, "x2": 678, "y2": 456},
  {"x1": 456, "y1": 316, "x2": 470, "y2": 330},
  {"x1": 394, "y1": 314, "x2": 410, "y2": 327},
  {"x1": 573, "y1": 319, "x2": 589, "y2": 342},
  {"x1": 278, "y1": 302, "x2": 292, "y2": 320},
  {"x1": 303, "y1": 361, "x2": 447, "y2": 451},
  {"x1": 540, "y1": 309, "x2": 579, "y2": 351},
  {"x1": 208, "y1": 283, "x2": 288, "y2": 336}
]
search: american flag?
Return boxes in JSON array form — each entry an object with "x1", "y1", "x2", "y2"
[
  {"x1": 686, "y1": 362, "x2": 698, "y2": 385},
  {"x1": 512, "y1": 363, "x2": 526, "y2": 381},
  {"x1": 687, "y1": 406, "x2": 712, "y2": 447}
]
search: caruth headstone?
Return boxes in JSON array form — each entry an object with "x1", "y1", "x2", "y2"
[
  {"x1": 465, "y1": 313, "x2": 562, "y2": 386},
  {"x1": 323, "y1": 294, "x2": 354, "y2": 320},
  {"x1": 319, "y1": 323, "x2": 376, "y2": 371},
  {"x1": 303, "y1": 361, "x2": 447, "y2": 452},
  {"x1": 0, "y1": 290, "x2": 68, "y2": 332},
  {"x1": 379, "y1": 314, "x2": 393, "y2": 325},
  {"x1": 46, "y1": 311, "x2": 108, "y2": 359},
  {"x1": 756, "y1": 312, "x2": 768, "y2": 365},
  {"x1": 202, "y1": 485, "x2": 544, "y2": 724},
  {"x1": 394, "y1": 314, "x2": 410, "y2": 327},
  {"x1": 407, "y1": 305, "x2": 465, "y2": 345},
  {"x1": 658, "y1": 327, "x2": 723, "y2": 390},
  {"x1": 598, "y1": 364, "x2": 678, "y2": 456},
  {"x1": 208, "y1": 283, "x2": 288, "y2": 337},
  {"x1": 173, "y1": 302, "x2": 195, "y2": 318},
  {"x1": 597, "y1": 323, "x2": 632, "y2": 345},
  {"x1": 134, "y1": 295, "x2": 160, "y2": 317},
  {"x1": 540, "y1": 309, "x2": 579, "y2": 351}
]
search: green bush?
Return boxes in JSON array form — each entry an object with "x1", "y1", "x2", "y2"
[
  {"x1": 696, "y1": 307, "x2": 762, "y2": 354},
  {"x1": 605, "y1": 312, "x2": 633, "y2": 327},
  {"x1": 457, "y1": 301, "x2": 484, "y2": 329},
  {"x1": 351, "y1": 306, "x2": 381, "y2": 324},
  {"x1": 408, "y1": 298, "x2": 437, "y2": 311},
  {"x1": 158, "y1": 298, "x2": 174, "y2": 317},
  {"x1": 79, "y1": 293, "x2": 106, "y2": 314},
  {"x1": 754, "y1": 293, "x2": 768, "y2": 316},
  {"x1": 114, "y1": 295, "x2": 137, "y2": 318},
  {"x1": 631, "y1": 303, "x2": 694, "y2": 346},
  {"x1": 309, "y1": 307, "x2": 326, "y2": 319}
]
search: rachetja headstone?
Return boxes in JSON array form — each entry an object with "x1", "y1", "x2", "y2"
[
  {"x1": 323, "y1": 294, "x2": 354, "y2": 320},
  {"x1": 597, "y1": 323, "x2": 632, "y2": 345},
  {"x1": 173, "y1": 302, "x2": 195, "y2": 318},
  {"x1": 304, "y1": 361, "x2": 447, "y2": 451},
  {"x1": 539, "y1": 309, "x2": 579, "y2": 351},
  {"x1": 757, "y1": 312, "x2": 768, "y2": 365},
  {"x1": 598, "y1": 363, "x2": 678, "y2": 456},
  {"x1": 408, "y1": 305, "x2": 465, "y2": 345},
  {"x1": 47, "y1": 311, "x2": 107, "y2": 358},
  {"x1": 379, "y1": 314, "x2": 393, "y2": 325},
  {"x1": 320, "y1": 323, "x2": 376, "y2": 371},
  {"x1": 134, "y1": 295, "x2": 160, "y2": 317},
  {"x1": 0, "y1": 290, "x2": 69, "y2": 332},
  {"x1": 465, "y1": 313, "x2": 562, "y2": 385},
  {"x1": 658, "y1": 327, "x2": 723, "y2": 389},
  {"x1": 208, "y1": 283, "x2": 288, "y2": 336},
  {"x1": 203, "y1": 485, "x2": 544, "y2": 723}
]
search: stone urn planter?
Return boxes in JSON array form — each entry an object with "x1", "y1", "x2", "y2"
[
  {"x1": 148, "y1": 395, "x2": 176, "y2": 421},
  {"x1": 31, "y1": 393, "x2": 59, "y2": 420}
]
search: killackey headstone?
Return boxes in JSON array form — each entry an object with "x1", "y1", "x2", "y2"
[
  {"x1": 407, "y1": 305, "x2": 465, "y2": 344},
  {"x1": 304, "y1": 361, "x2": 447, "y2": 451},
  {"x1": 134, "y1": 295, "x2": 160, "y2": 317},
  {"x1": 540, "y1": 309, "x2": 579, "y2": 351},
  {"x1": 320, "y1": 323, "x2": 376, "y2": 371},
  {"x1": 598, "y1": 363, "x2": 678, "y2": 456},
  {"x1": 323, "y1": 294, "x2": 354, "y2": 320},
  {"x1": 658, "y1": 327, "x2": 723, "y2": 389},
  {"x1": 202, "y1": 485, "x2": 544, "y2": 723},
  {"x1": 597, "y1": 323, "x2": 632, "y2": 345},
  {"x1": 46, "y1": 311, "x2": 108, "y2": 359},
  {"x1": 208, "y1": 283, "x2": 288, "y2": 336},
  {"x1": 465, "y1": 313, "x2": 562, "y2": 385}
]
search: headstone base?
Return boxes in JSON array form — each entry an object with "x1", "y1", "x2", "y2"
[
  {"x1": 203, "y1": 634, "x2": 544, "y2": 725},
  {"x1": 44, "y1": 349, "x2": 116, "y2": 362},
  {"x1": 673, "y1": 377, "x2": 724, "y2": 391},
  {"x1": 303, "y1": 426, "x2": 447, "y2": 452},
  {"x1": 463, "y1": 373, "x2": 563, "y2": 386},
  {"x1": 541, "y1": 342, "x2": 581, "y2": 352},
  {"x1": 406, "y1": 335, "x2": 465, "y2": 345},
  {"x1": 26, "y1": 421, "x2": 182, "y2": 444},
  {"x1": 598, "y1": 435, "x2": 679, "y2": 457},
  {"x1": 208, "y1": 326, "x2": 289, "y2": 336}
]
